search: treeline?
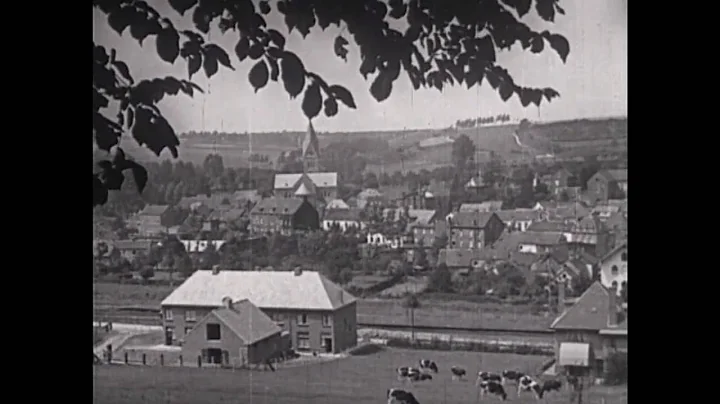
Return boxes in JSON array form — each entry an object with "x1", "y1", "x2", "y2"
[{"x1": 455, "y1": 114, "x2": 512, "y2": 129}]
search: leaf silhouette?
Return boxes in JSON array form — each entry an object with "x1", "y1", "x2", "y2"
[
  {"x1": 499, "y1": 82, "x2": 514, "y2": 102},
  {"x1": 235, "y1": 37, "x2": 250, "y2": 62},
  {"x1": 267, "y1": 29, "x2": 285, "y2": 49},
  {"x1": 334, "y1": 36, "x2": 349, "y2": 61},
  {"x1": 124, "y1": 160, "x2": 149, "y2": 193},
  {"x1": 267, "y1": 57, "x2": 279, "y2": 81},
  {"x1": 302, "y1": 82, "x2": 322, "y2": 119},
  {"x1": 280, "y1": 51, "x2": 306, "y2": 98},
  {"x1": 324, "y1": 98, "x2": 338, "y2": 117},
  {"x1": 93, "y1": 174, "x2": 109, "y2": 207},
  {"x1": 205, "y1": 44, "x2": 233, "y2": 70},
  {"x1": 545, "y1": 33, "x2": 570, "y2": 63},
  {"x1": 259, "y1": 1, "x2": 271, "y2": 15},
  {"x1": 370, "y1": 71, "x2": 393, "y2": 102},
  {"x1": 187, "y1": 53, "x2": 201, "y2": 79},
  {"x1": 156, "y1": 28, "x2": 180, "y2": 64},
  {"x1": 248, "y1": 44, "x2": 264, "y2": 60},
  {"x1": 111, "y1": 60, "x2": 134, "y2": 85},
  {"x1": 249, "y1": 60, "x2": 269, "y2": 93},
  {"x1": 203, "y1": 53, "x2": 219, "y2": 78},
  {"x1": 169, "y1": 0, "x2": 198, "y2": 16},
  {"x1": 329, "y1": 85, "x2": 356, "y2": 109},
  {"x1": 107, "y1": 7, "x2": 134, "y2": 35}
]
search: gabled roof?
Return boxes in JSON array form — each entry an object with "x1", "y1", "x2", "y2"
[
  {"x1": 516, "y1": 231, "x2": 566, "y2": 246},
  {"x1": 448, "y1": 211, "x2": 498, "y2": 228},
  {"x1": 139, "y1": 204, "x2": 169, "y2": 216},
  {"x1": 357, "y1": 188, "x2": 383, "y2": 199},
  {"x1": 197, "y1": 299, "x2": 281, "y2": 345},
  {"x1": 250, "y1": 197, "x2": 304, "y2": 216},
  {"x1": 599, "y1": 241, "x2": 627, "y2": 264},
  {"x1": 459, "y1": 201, "x2": 504, "y2": 212},
  {"x1": 550, "y1": 282, "x2": 625, "y2": 330},
  {"x1": 274, "y1": 172, "x2": 338, "y2": 189},
  {"x1": 409, "y1": 209, "x2": 437, "y2": 227},
  {"x1": 603, "y1": 169, "x2": 628, "y2": 182},
  {"x1": 528, "y1": 220, "x2": 572, "y2": 233},
  {"x1": 325, "y1": 199, "x2": 350, "y2": 209},
  {"x1": 161, "y1": 270, "x2": 356, "y2": 310},
  {"x1": 294, "y1": 182, "x2": 313, "y2": 196}
]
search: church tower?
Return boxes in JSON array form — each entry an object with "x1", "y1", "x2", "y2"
[{"x1": 301, "y1": 121, "x2": 320, "y2": 173}]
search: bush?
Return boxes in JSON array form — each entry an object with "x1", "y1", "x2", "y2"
[{"x1": 603, "y1": 352, "x2": 627, "y2": 385}]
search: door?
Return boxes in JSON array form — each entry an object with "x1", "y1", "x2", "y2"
[
  {"x1": 324, "y1": 338, "x2": 333, "y2": 353},
  {"x1": 164, "y1": 327, "x2": 174, "y2": 345}
]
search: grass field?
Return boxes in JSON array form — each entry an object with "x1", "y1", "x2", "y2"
[
  {"x1": 93, "y1": 348, "x2": 626, "y2": 404},
  {"x1": 93, "y1": 282, "x2": 552, "y2": 331}
]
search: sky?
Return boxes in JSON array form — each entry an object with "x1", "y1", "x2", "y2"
[{"x1": 93, "y1": 1, "x2": 627, "y2": 134}]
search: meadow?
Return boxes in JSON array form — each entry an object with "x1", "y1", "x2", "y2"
[
  {"x1": 94, "y1": 282, "x2": 552, "y2": 331},
  {"x1": 93, "y1": 348, "x2": 626, "y2": 404}
]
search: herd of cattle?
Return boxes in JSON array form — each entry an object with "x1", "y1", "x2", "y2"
[{"x1": 388, "y1": 359, "x2": 574, "y2": 403}]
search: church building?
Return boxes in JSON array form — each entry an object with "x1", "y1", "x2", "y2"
[{"x1": 273, "y1": 122, "x2": 338, "y2": 206}]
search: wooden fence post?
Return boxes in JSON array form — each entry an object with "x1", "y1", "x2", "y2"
[
  {"x1": 198, "y1": 355, "x2": 202, "y2": 368},
  {"x1": 142, "y1": 353, "x2": 146, "y2": 365},
  {"x1": 124, "y1": 352, "x2": 128, "y2": 364},
  {"x1": 179, "y1": 355, "x2": 183, "y2": 366},
  {"x1": 160, "y1": 354, "x2": 164, "y2": 366}
]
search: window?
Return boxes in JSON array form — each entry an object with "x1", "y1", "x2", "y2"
[
  {"x1": 164, "y1": 309, "x2": 173, "y2": 321},
  {"x1": 185, "y1": 310, "x2": 196, "y2": 322},
  {"x1": 322, "y1": 314, "x2": 332, "y2": 327},
  {"x1": 184, "y1": 327, "x2": 193, "y2": 336},
  {"x1": 621, "y1": 252, "x2": 627, "y2": 262},
  {"x1": 297, "y1": 332, "x2": 310, "y2": 350},
  {"x1": 611, "y1": 265, "x2": 619, "y2": 275},
  {"x1": 297, "y1": 313, "x2": 308, "y2": 326},
  {"x1": 206, "y1": 323, "x2": 221, "y2": 341}
]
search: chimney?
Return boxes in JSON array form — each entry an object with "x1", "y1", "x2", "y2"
[
  {"x1": 338, "y1": 290, "x2": 344, "y2": 305},
  {"x1": 221, "y1": 296, "x2": 233, "y2": 309},
  {"x1": 607, "y1": 284, "x2": 618, "y2": 327},
  {"x1": 211, "y1": 265, "x2": 220, "y2": 275},
  {"x1": 557, "y1": 281, "x2": 566, "y2": 313},
  {"x1": 293, "y1": 267, "x2": 303, "y2": 276}
]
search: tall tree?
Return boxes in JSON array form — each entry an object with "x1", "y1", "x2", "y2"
[{"x1": 94, "y1": 0, "x2": 570, "y2": 206}]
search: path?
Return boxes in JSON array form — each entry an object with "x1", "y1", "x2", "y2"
[{"x1": 92, "y1": 322, "x2": 162, "y2": 358}]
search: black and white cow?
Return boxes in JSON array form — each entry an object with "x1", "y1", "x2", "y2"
[
  {"x1": 419, "y1": 359, "x2": 439, "y2": 373},
  {"x1": 501, "y1": 370, "x2": 526, "y2": 385},
  {"x1": 396, "y1": 367, "x2": 430, "y2": 383},
  {"x1": 541, "y1": 380, "x2": 563, "y2": 395},
  {"x1": 478, "y1": 381, "x2": 508, "y2": 401},
  {"x1": 387, "y1": 388, "x2": 420, "y2": 404},
  {"x1": 518, "y1": 375, "x2": 544, "y2": 400},
  {"x1": 476, "y1": 371, "x2": 503, "y2": 386},
  {"x1": 450, "y1": 366, "x2": 467, "y2": 380}
]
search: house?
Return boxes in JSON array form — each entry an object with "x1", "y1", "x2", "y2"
[
  {"x1": 550, "y1": 282, "x2": 627, "y2": 376},
  {"x1": 459, "y1": 200, "x2": 504, "y2": 213},
  {"x1": 586, "y1": 169, "x2": 628, "y2": 202},
  {"x1": 495, "y1": 209, "x2": 540, "y2": 232},
  {"x1": 181, "y1": 298, "x2": 283, "y2": 367},
  {"x1": 180, "y1": 239, "x2": 226, "y2": 254},
  {"x1": 597, "y1": 241, "x2": 627, "y2": 292},
  {"x1": 160, "y1": 268, "x2": 357, "y2": 354},
  {"x1": 566, "y1": 216, "x2": 613, "y2": 258},
  {"x1": 446, "y1": 211, "x2": 505, "y2": 249},
  {"x1": 249, "y1": 197, "x2": 320, "y2": 235},
  {"x1": 130, "y1": 204, "x2": 170, "y2": 235},
  {"x1": 325, "y1": 199, "x2": 350, "y2": 210},
  {"x1": 366, "y1": 233, "x2": 405, "y2": 249},
  {"x1": 112, "y1": 239, "x2": 154, "y2": 261},
  {"x1": 514, "y1": 231, "x2": 566, "y2": 254},
  {"x1": 355, "y1": 188, "x2": 384, "y2": 209},
  {"x1": 409, "y1": 209, "x2": 439, "y2": 246},
  {"x1": 322, "y1": 208, "x2": 366, "y2": 232}
]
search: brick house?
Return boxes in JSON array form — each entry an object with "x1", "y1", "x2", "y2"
[
  {"x1": 550, "y1": 282, "x2": 627, "y2": 377},
  {"x1": 160, "y1": 268, "x2": 357, "y2": 354},
  {"x1": 410, "y1": 209, "x2": 439, "y2": 246},
  {"x1": 586, "y1": 169, "x2": 628, "y2": 202},
  {"x1": 130, "y1": 204, "x2": 169, "y2": 235},
  {"x1": 249, "y1": 197, "x2": 319, "y2": 235},
  {"x1": 446, "y1": 211, "x2": 505, "y2": 249},
  {"x1": 182, "y1": 298, "x2": 283, "y2": 367}
]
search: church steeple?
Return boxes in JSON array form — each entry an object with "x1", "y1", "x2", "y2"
[{"x1": 301, "y1": 120, "x2": 320, "y2": 173}]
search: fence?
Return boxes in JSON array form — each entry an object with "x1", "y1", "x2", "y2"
[{"x1": 384, "y1": 335, "x2": 554, "y2": 356}]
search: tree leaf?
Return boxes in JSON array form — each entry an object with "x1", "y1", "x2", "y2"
[
  {"x1": 545, "y1": 33, "x2": 570, "y2": 63},
  {"x1": 205, "y1": 44, "x2": 233, "y2": 70},
  {"x1": 259, "y1": 1, "x2": 271, "y2": 15},
  {"x1": 267, "y1": 57, "x2": 279, "y2": 81},
  {"x1": 203, "y1": 53, "x2": 219, "y2": 78},
  {"x1": 302, "y1": 82, "x2": 322, "y2": 119},
  {"x1": 93, "y1": 174, "x2": 109, "y2": 207},
  {"x1": 501, "y1": 0, "x2": 532, "y2": 18},
  {"x1": 235, "y1": 37, "x2": 250, "y2": 62},
  {"x1": 187, "y1": 53, "x2": 201, "y2": 79},
  {"x1": 126, "y1": 107, "x2": 135, "y2": 128},
  {"x1": 156, "y1": 28, "x2": 180, "y2": 64},
  {"x1": 530, "y1": 35, "x2": 544, "y2": 53},
  {"x1": 280, "y1": 51, "x2": 306, "y2": 99},
  {"x1": 267, "y1": 29, "x2": 285, "y2": 49},
  {"x1": 169, "y1": 0, "x2": 198, "y2": 16},
  {"x1": 323, "y1": 98, "x2": 338, "y2": 117},
  {"x1": 334, "y1": 35, "x2": 349, "y2": 61},
  {"x1": 542, "y1": 88, "x2": 560, "y2": 102},
  {"x1": 248, "y1": 60, "x2": 269, "y2": 93},
  {"x1": 535, "y1": 0, "x2": 556, "y2": 22},
  {"x1": 476, "y1": 36, "x2": 496, "y2": 63},
  {"x1": 370, "y1": 71, "x2": 393, "y2": 102},
  {"x1": 125, "y1": 160, "x2": 149, "y2": 193},
  {"x1": 107, "y1": 7, "x2": 134, "y2": 36},
  {"x1": 329, "y1": 85, "x2": 356, "y2": 109},
  {"x1": 248, "y1": 44, "x2": 264, "y2": 60},
  {"x1": 111, "y1": 60, "x2": 134, "y2": 85},
  {"x1": 499, "y1": 82, "x2": 514, "y2": 102}
]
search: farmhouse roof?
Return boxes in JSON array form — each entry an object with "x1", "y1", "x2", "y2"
[
  {"x1": 204, "y1": 299, "x2": 281, "y2": 345},
  {"x1": 274, "y1": 172, "x2": 338, "y2": 189},
  {"x1": 325, "y1": 199, "x2": 350, "y2": 209},
  {"x1": 162, "y1": 270, "x2": 356, "y2": 310},
  {"x1": 139, "y1": 204, "x2": 169, "y2": 216},
  {"x1": 459, "y1": 200, "x2": 504, "y2": 212},
  {"x1": 250, "y1": 197, "x2": 304, "y2": 216},
  {"x1": 409, "y1": 209, "x2": 437, "y2": 227},
  {"x1": 550, "y1": 282, "x2": 625, "y2": 331},
  {"x1": 599, "y1": 240, "x2": 627, "y2": 265},
  {"x1": 294, "y1": 182, "x2": 313, "y2": 196}
]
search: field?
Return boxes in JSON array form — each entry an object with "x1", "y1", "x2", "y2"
[{"x1": 93, "y1": 348, "x2": 626, "y2": 404}]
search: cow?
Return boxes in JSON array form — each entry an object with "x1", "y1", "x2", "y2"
[
  {"x1": 478, "y1": 381, "x2": 508, "y2": 401},
  {"x1": 476, "y1": 371, "x2": 503, "y2": 386},
  {"x1": 419, "y1": 359, "x2": 439, "y2": 373},
  {"x1": 518, "y1": 375, "x2": 544, "y2": 399},
  {"x1": 501, "y1": 370, "x2": 526, "y2": 385},
  {"x1": 541, "y1": 380, "x2": 563, "y2": 395},
  {"x1": 450, "y1": 366, "x2": 467, "y2": 380},
  {"x1": 567, "y1": 375, "x2": 580, "y2": 391},
  {"x1": 397, "y1": 367, "x2": 428, "y2": 383},
  {"x1": 387, "y1": 388, "x2": 420, "y2": 404}
]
